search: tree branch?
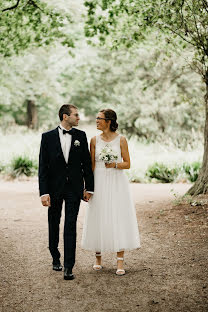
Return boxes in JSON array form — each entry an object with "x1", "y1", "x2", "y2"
[
  {"x1": 26, "y1": 0, "x2": 44, "y2": 13},
  {"x1": 2, "y1": 0, "x2": 21, "y2": 12},
  {"x1": 160, "y1": 23, "x2": 195, "y2": 47},
  {"x1": 2, "y1": 0, "x2": 44, "y2": 13},
  {"x1": 191, "y1": 0, "x2": 207, "y2": 55},
  {"x1": 201, "y1": 0, "x2": 208, "y2": 14},
  {"x1": 189, "y1": 59, "x2": 207, "y2": 79},
  {"x1": 179, "y1": 0, "x2": 185, "y2": 30}
]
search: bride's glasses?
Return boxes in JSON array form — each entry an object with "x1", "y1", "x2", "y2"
[{"x1": 96, "y1": 117, "x2": 110, "y2": 120}]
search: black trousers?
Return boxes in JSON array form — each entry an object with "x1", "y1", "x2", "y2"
[{"x1": 48, "y1": 183, "x2": 81, "y2": 269}]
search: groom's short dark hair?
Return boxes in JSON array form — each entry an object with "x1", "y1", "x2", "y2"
[{"x1": 59, "y1": 104, "x2": 78, "y2": 121}]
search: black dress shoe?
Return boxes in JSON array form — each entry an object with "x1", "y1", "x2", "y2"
[
  {"x1": 64, "y1": 268, "x2": 75, "y2": 280},
  {"x1": 53, "y1": 263, "x2": 63, "y2": 271}
]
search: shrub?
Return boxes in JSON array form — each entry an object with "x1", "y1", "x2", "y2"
[
  {"x1": 146, "y1": 161, "x2": 202, "y2": 183},
  {"x1": 126, "y1": 169, "x2": 142, "y2": 183},
  {"x1": 146, "y1": 162, "x2": 179, "y2": 183},
  {"x1": 182, "y1": 161, "x2": 201, "y2": 182},
  {"x1": 0, "y1": 163, "x2": 5, "y2": 173},
  {"x1": 11, "y1": 156, "x2": 37, "y2": 177}
]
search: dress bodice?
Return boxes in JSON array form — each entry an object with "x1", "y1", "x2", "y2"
[{"x1": 95, "y1": 134, "x2": 122, "y2": 169}]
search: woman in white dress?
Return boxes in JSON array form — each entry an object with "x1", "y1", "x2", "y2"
[{"x1": 81, "y1": 109, "x2": 140, "y2": 275}]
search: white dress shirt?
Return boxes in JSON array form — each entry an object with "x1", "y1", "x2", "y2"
[{"x1": 58, "y1": 124, "x2": 72, "y2": 163}]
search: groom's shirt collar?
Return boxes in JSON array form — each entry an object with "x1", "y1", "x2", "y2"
[
  {"x1": 58, "y1": 124, "x2": 73, "y2": 164},
  {"x1": 59, "y1": 124, "x2": 72, "y2": 132}
]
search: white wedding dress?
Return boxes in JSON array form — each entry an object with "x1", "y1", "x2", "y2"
[{"x1": 81, "y1": 134, "x2": 140, "y2": 253}]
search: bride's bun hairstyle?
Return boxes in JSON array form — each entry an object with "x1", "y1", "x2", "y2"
[{"x1": 100, "y1": 109, "x2": 118, "y2": 132}]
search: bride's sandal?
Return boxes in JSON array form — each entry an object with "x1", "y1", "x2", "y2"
[
  {"x1": 116, "y1": 257, "x2": 125, "y2": 276},
  {"x1": 93, "y1": 253, "x2": 102, "y2": 271}
]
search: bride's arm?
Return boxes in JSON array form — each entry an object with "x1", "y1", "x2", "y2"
[
  {"x1": 90, "y1": 136, "x2": 96, "y2": 172},
  {"x1": 106, "y1": 136, "x2": 130, "y2": 169},
  {"x1": 118, "y1": 136, "x2": 130, "y2": 169}
]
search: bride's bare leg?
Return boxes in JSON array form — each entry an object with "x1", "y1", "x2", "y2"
[
  {"x1": 117, "y1": 251, "x2": 124, "y2": 272},
  {"x1": 93, "y1": 252, "x2": 102, "y2": 270},
  {"x1": 95, "y1": 252, "x2": 102, "y2": 266}
]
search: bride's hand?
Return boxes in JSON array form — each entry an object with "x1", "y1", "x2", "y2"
[{"x1": 105, "y1": 162, "x2": 116, "y2": 168}]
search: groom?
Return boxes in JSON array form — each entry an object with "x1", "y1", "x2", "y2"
[{"x1": 38, "y1": 104, "x2": 94, "y2": 280}]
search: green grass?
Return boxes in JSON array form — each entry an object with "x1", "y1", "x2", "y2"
[{"x1": 0, "y1": 124, "x2": 203, "y2": 181}]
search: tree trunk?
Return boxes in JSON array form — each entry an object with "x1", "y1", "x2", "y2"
[
  {"x1": 187, "y1": 70, "x2": 208, "y2": 195},
  {"x1": 26, "y1": 100, "x2": 38, "y2": 129}
]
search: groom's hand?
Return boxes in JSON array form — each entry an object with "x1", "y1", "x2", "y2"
[
  {"x1": 83, "y1": 191, "x2": 92, "y2": 202},
  {"x1": 41, "y1": 194, "x2": 51, "y2": 207}
]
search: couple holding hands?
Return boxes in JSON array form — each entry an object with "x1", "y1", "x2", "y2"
[{"x1": 39, "y1": 104, "x2": 140, "y2": 280}]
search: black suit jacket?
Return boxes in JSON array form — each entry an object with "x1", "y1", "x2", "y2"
[{"x1": 38, "y1": 127, "x2": 94, "y2": 199}]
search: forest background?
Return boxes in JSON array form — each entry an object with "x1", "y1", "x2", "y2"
[{"x1": 0, "y1": 0, "x2": 205, "y2": 186}]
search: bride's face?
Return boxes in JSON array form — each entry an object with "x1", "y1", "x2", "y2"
[{"x1": 96, "y1": 112, "x2": 109, "y2": 131}]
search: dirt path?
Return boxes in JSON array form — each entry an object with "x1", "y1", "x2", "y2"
[{"x1": 0, "y1": 180, "x2": 207, "y2": 312}]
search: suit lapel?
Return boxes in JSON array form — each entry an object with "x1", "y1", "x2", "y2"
[
  {"x1": 68, "y1": 128, "x2": 76, "y2": 163},
  {"x1": 55, "y1": 127, "x2": 66, "y2": 164}
]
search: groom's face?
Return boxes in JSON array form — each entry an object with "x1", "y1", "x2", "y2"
[{"x1": 66, "y1": 108, "x2": 80, "y2": 127}]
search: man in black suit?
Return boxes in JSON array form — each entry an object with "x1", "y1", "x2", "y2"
[{"x1": 39, "y1": 104, "x2": 94, "y2": 280}]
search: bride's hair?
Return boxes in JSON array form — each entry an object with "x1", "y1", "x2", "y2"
[{"x1": 100, "y1": 109, "x2": 118, "y2": 132}]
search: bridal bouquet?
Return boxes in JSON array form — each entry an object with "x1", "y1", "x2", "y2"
[{"x1": 99, "y1": 144, "x2": 118, "y2": 163}]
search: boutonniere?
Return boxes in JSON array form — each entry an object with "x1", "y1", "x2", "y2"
[{"x1": 74, "y1": 140, "x2": 80, "y2": 147}]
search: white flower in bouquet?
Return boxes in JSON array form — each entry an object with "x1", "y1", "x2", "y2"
[{"x1": 99, "y1": 144, "x2": 118, "y2": 163}]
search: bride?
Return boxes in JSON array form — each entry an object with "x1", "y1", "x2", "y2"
[{"x1": 81, "y1": 109, "x2": 140, "y2": 275}]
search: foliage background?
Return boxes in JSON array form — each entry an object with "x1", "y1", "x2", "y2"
[{"x1": 0, "y1": 0, "x2": 205, "y2": 180}]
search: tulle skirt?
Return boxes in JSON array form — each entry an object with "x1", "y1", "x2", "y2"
[{"x1": 81, "y1": 166, "x2": 140, "y2": 253}]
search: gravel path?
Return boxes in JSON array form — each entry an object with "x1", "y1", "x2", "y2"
[{"x1": 0, "y1": 180, "x2": 207, "y2": 312}]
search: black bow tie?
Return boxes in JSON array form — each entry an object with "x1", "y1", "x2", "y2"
[{"x1": 62, "y1": 129, "x2": 73, "y2": 135}]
